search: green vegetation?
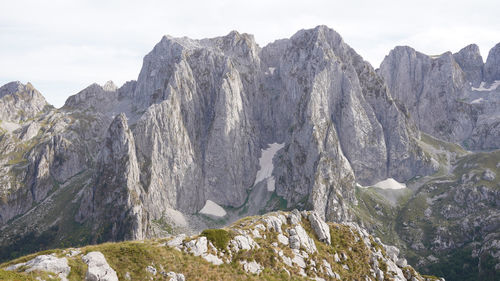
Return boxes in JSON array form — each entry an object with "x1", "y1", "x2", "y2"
[
  {"x1": 420, "y1": 133, "x2": 467, "y2": 156},
  {"x1": 201, "y1": 229, "x2": 233, "y2": 250},
  {"x1": 0, "y1": 211, "x2": 431, "y2": 281},
  {"x1": 0, "y1": 172, "x2": 93, "y2": 263},
  {"x1": 421, "y1": 247, "x2": 480, "y2": 281},
  {"x1": 152, "y1": 217, "x2": 174, "y2": 234}
]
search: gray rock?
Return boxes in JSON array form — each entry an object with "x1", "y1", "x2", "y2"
[
  {"x1": 379, "y1": 46, "x2": 474, "y2": 143},
  {"x1": 289, "y1": 225, "x2": 316, "y2": 254},
  {"x1": 287, "y1": 210, "x2": 302, "y2": 225},
  {"x1": 333, "y1": 252, "x2": 341, "y2": 263},
  {"x1": 483, "y1": 169, "x2": 496, "y2": 181},
  {"x1": 146, "y1": 265, "x2": 157, "y2": 275},
  {"x1": 263, "y1": 215, "x2": 284, "y2": 233},
  {"x1": 239, "y1": 260, "x2": 263, "y2": 274},
  {"x1": 453, "y1": 44, "x2": 484, "y2": 87},
  {"x1": 77, "y1": 113, "x2": 145, "y2": 241},
  {"x1": 322, "y1": 259, "x2": 335, "y2": 278},
  {"x1": 291, "y1": 251, "x2": 306, "y2": 268},
  {"x1": 0, "y1": 82, "x2": 47, "y2": 122},
  {"x1": 386, "y1": 259, "x2": 406, "y2": 281},
  {"x1": 396, "y1": 258, "x2": 408, "y2": 268},
  {"x1": 202, "y1": 253, "x2": 223, "y2": 265},
  {"x1": 82, "y1": 252, "x2": 119, "y2": 281},
  {"x1": 376, "y1": 269, "x2": 384, "y2": 281},
  {"x1": 6, "y1": 254, "x2": 70, "y2": 281},
  {"x1": 308, "y1": 212, "x2": 331, "y2": 244},
  {"x1": 166, "y1": 234, "x2": 186, "y2": 248},
  {"x1": 385, "y1": 245, "x2": 400, "y2": 262},
  {"x1": 166, "y1": 272, "x2": 185, "y2": 281},
  {"x1": 185, "y1": 236, "x2": 208, "y2": 256},
  {"x1": 230, "y1": 235, "x2": 259, "y2": 251},
  {"x1": 277, "y1": 233, "x2": 289, "y2": 245},
  {"x1": 485, "y1": 42, "x2": 500, "y2": 82}
]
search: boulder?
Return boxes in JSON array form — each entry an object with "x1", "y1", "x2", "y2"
[
  {"x1": 146, "y1": 265, "x2": 157, "y2": 275},
  {"x1": 82, "y1": 251, "x2": 119, "y2": 281},
  {"x1": 277, "y1": 233, "x2": 289, "y2": 245},
  {"x1": 290, "y1": 225, "x2": 317, "y2": 253},
  {"x1": 483, "y1": 169, "x2": 496, "y2": 181},
  {"x1": 263, "y1": 215, "x2": 284, "y2": 233},
  {"x1": 185, "y1": 237, "x2": 208, "y2": 256},
  {"x1": 239, "y1": 260, "x2": 263, "y2": 274},
  {"x1": 166, "y1": 272, "x2": 185, "y2": 281},
  {"x1": 231, "y1": 235, "x2": 259, "y2": 251},
  {"x1": 6, "y1": 254, "x2": 70, "y2": 281},
  {"x1": 202, "y1": 253, "x2": 224, "y2": 265},
  {"x1": 308, "y1": 212, "x2": 331, "y2": 244}
]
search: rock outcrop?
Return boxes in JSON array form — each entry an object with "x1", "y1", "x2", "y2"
[
  {"x1": 453, "y1": 44, "x2": 484, "y2": 87},
  {"x1": 379, "y1": 42, "x2": 500, "y2": 150},
  {"x1": 0, "y1": 81, "x2": 48, "y2": 122},
  {"x1": 379, "y1": 46, "x2": 474, "y2": 143},
  {"x1": 484, "y1": 43, "x2": 500, "y2": 82},
  {"x1": 78, "y1": 113, "x2": 145, "y2": 241},
  {"x1": 82, "y1": 251, "x2": 119, "y2": 281},
  {"x1": 5, "y1": 254, "x2": 70, "y2": 281}
]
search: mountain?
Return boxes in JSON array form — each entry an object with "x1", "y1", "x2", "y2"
[
  {"x1": 379, "y1": 43, "x2": 500, "y2": 150},
  {"x1": 0, "y1": 26, "x2": 499, "y2": 280},
  {"x1": 1, "y1": 210, "x2": 441, "y2": 281},
  {"x1": 374, "y1": 43, "x2": 500, "y2": 280}
]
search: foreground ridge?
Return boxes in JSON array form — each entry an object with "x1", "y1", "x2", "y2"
[{"x1": 1, "y1": 211, "x2": 442, "y2": 281}]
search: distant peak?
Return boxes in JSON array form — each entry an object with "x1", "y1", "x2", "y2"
[
  {"x1": 291, "y1": 25, "x2": 343, "y2": 46},
  {"x1": 0, "y1": 81, "x2": 24, "y2": 98},
  {"x1": 460, "y1": 43, "x2": 480, "y2": 52},
  {"x1": 227, "y1": 30, "x2": 241, "y2": 37},
  {"x1": 102, "y1": 80, "x2": 117, "y2": 92},
  {"x1": 0, "y1": 81, "x2": 41, "y2": 99}
]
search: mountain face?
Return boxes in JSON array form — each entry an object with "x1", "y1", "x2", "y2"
[
  {"x1": 379, "y1": 43, "x2": 500, "y2": 150},
  {"x1": 0, "y1": 26, "x2": 499, "y2": 280},
  {"x1": 376, "y1": 43, "x2": 500, "y2": 280}
]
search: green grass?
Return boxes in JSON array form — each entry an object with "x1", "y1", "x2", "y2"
[
  {"x1": 201, "y1": 229, "x2": 234, "y2": 250},
  {"x1": 420, "y1": 133, "x2": 467, "y2": 156},
  {"x1": 1, "y1": 211, "x2": 427, "y2": 281}
]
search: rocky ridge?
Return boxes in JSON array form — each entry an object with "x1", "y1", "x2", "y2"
[{"x1": 1, "y1": 211, "x2": 441, "y2": 281}]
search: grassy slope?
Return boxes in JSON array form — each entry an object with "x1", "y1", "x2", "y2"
[
  {"x1": 0, "y1": 212, "x2": 417, "y2": 281},
  {"x1": 354, "y1": 134, "x2": 500, "y2": 281}
]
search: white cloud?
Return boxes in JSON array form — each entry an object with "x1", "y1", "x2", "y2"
[{"x1": 0, "y1": 0, "x2": 499, "y2": 107}]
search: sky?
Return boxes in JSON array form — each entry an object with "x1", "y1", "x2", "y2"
[{"x1": 1, "y1": 0, "x2": 499, "y2": 107}]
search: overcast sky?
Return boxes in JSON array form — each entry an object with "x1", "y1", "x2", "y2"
[{"x1": 1, "y1": 0, "x2": 499, "y2": 107}]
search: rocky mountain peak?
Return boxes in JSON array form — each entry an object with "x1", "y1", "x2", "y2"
[
  {"x1": 0, "y1": 81, "x2": 24, "y2": 99},
  {"x1": 0, "y1": 81, "x2": 47, "y2": 122},
  {"x1": 289, "y1": 25, "x2": 345, "y2": 55},
  {"x1": 102, "y1": 80, "x2": 118, "y2": 92},
  {"x1": 453, "y1": 44, "x2": 484, "y2": 86},
  {"x1": 78, "y1": 112, "x2": 145, "y2": 241},
  {"x1": 0, "y1": 81, "x2": 43, "y2": 100},
  {"x1": 484, "y1": 42, "x2": 500, "y2": 82}
]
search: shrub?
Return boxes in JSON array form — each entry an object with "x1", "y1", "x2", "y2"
[{"x1": 201, "y1": 229, "x2": 232, "y2": 250}]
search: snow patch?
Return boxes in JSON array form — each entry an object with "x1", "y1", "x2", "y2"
[
  {"x1": 165, "y1": 208, "x2": 187, "y2": 226},
  {"x1": 199, "y1": 200, "x2": 226, "y2": 217},
  {"x1": 471, "y1": 98, "x2": 484, "y2": 104},
  {"x1": 373, "y1": 178, "x2": 406, "y2": 190},
  {"x1": 254, "y1": 143, "x2": 285, "y2": 191},
  {"x1": 472, "y1": 80, "x2": 500, "y2": 91}
]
